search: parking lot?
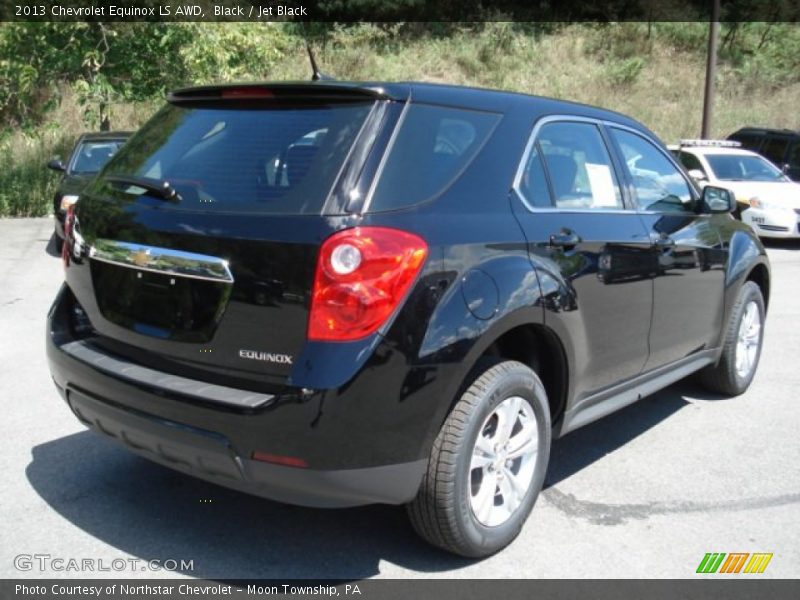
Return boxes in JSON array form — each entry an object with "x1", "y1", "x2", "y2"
[{"x1": 1, "y1": 216, "x2": 798, "y2": 579}]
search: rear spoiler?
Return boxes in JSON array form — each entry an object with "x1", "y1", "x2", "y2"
[{"x1": 167, "y1": 82, "x2": 405, "y2": 104}]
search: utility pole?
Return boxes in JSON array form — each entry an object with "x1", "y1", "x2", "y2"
[{"x1": 701, "y1": 0, "x2": 721, "y2": 138}]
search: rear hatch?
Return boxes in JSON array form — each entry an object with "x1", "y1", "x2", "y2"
[{"x1": 65, "y1": 85, "x2": 389, "y2": 387}]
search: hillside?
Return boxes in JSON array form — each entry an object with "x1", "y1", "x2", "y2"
[{"x1": 1, "y1": 22, "x2": 799, "y2": 216}]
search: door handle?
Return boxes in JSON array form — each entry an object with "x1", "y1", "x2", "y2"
[
  {"x1": 654, "y1": 234, "x2": 676, "y2": 248},
  {"x1": 549, "y1": 230, "x2": 582, "y2": 248}
]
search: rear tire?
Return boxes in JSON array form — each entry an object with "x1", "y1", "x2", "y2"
[
  {"x1": 698, "y1": 281, "x2": 765, "y2": 396},
  {"x1": 407, "y1": 360, "x2": 551, "y2": 557}
]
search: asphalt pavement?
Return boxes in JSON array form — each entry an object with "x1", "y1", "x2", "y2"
[{"x1": 1, "y1": 217, "x2": 798, "y2": 579}]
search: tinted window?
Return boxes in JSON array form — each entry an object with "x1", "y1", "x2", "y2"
[
  {"x1": 729, "y1": 132, "x2": 760, "y2": 151},
  {"x1": 518, "y1": 143, "x2": 552, "y2": 208},
  {"x1": 787, "y1": 143, "x2": 800, "y2": 179},
  {"x1": 369, "y1": 104, "x2": 499, "y2": 212},
  {"x1": 70, "y1": 141, "x2": 126, "y2": 174},
  {"x1": 761, "y1": 136, "x2": 790, "y2": 164},
  {"x1": 610, "y1": 128, "x2": 692, "y2": 212},
  {"x1": 97, "y1": 102, "x2": 373, "y2": 214},
  {"x1": 678, "y1": 151, "x2": 706, "y2": 175},
  {"x1": 534, "y1": 121, "x2": 622, "y2": 210},
  {"x1": 788, "y1": 142, "x2": 800, "y2": 166}
]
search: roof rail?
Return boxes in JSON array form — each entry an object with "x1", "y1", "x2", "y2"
[{"x1": 679, "y1": 139, "x2": 742, "y2": 148}]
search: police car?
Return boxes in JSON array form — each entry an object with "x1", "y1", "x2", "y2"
[{"x1": 670, "y1": 139, "x2": 800, "y2": 238}]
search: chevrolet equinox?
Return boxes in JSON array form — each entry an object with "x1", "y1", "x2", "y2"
[{"x1": 47, "y1": 81, "x2": 770, "y2": 557}]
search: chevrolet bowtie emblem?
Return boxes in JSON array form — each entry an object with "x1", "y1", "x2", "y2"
[{"x1": 132, "y1": 249, "x2": 151, "y2": 267}]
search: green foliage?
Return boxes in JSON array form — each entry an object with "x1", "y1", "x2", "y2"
[
  {"x1": 178, "y1": 23, "x2": 292, "y2": 84},
  {"x1": 0, "y1": 22, "x2": 290, "y2": 129},
  {"x1": 607, "y1": 57, "x2": 646, "y2": 86},
  {"x1": 0, "y1": 130, "x2": 72, "y2": 217}
]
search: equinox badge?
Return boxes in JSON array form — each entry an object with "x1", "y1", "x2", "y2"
[{"x1": 239, "y1": 349, "x2": 293, "y2": 365}]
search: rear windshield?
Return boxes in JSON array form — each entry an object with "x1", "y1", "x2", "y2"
[
  {"x1": 367, "y1": 104, "x2": 500, "y2": 212},
  {"x1": 95, "y1": 101, "x2": 373, "y2": 214},
  {"x1": 70, "y1": 140, "x2": 126, "y2": 174}
]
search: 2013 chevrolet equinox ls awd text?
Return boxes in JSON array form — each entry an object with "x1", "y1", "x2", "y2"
[{"x1": 47, "y1": 81, "x2": 769, "y2": 557}]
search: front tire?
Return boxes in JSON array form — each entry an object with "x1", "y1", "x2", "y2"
[
  {"x1": 699, "y1": 281, "x2": 765, "y2": 395},
  {"x1": 407, "y1": 360, "x2": 551, "y2": 557}
]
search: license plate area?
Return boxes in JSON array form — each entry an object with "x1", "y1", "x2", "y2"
[{"x1": 90, "y1": 260, "x2": 230, "y2": 342}]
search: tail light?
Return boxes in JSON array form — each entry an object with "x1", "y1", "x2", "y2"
[
  {"x1": 221, "y1": 87, "x2": 275, "y2": 99},
  {"x1": 308, "y1": 227, "x2": 428, "y2": 342}
]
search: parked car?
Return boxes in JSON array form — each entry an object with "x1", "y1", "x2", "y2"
[
  {"x1": 727, "y1": 127, "x2": 800, "y2": 182},
  {"x1": 47, "y1": 132, "x2": 132, "y2": 251},
  {"x1": 671, "y1": 139, "x2": 800, "y2": 239},
  {"x1": 48, "y1": 81, "x2": 770, "y2": 557}
]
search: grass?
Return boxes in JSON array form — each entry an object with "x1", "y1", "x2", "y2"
[
  {"x1": 0, "y1": 90, "x2": 156, "y2": 216},
  {"x1": 2, "y1": 22, "x2": 798, "y2": 217}
]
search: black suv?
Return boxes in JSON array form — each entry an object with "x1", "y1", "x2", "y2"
[
  {"x1": 47, "y1": 131, "x2": 132, "y2": 250},
  {"x1": 728, "y1": 126, "x2": 800, "y2": 181},
  {"x1": 48, "y1": 82, "x2": 769, "y2": 557}
]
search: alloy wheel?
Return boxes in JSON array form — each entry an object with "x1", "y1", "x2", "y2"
[
  {"x1": 469, "y1": 396, "x2": 539, "y2": 527},
  {"x1": 735, "y1": 300, "x2": 761, "y2": 379}
]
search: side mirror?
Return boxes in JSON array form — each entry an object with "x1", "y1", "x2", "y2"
[
  {"x1": 47, "y1": 158, "x2": 66, "y2": 172},
  {"x1": 701, "y1": 185, "x2": 735, "y2": 214},
  {"x1": 781, "y1": 163, "x2": 791, "y2": 175},
  {"x1": 687, "y1": 169, "x2": 707, "y2": 182}
]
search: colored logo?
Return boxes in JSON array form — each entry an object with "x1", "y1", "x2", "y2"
[{"x1": 697, "y1": 552, "x2": 773, "y2": 574}]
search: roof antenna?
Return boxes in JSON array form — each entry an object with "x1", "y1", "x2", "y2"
[
  {"x1": 306, "y1": 44, "x2": 324, "y2": 81},
  {"x1": 301, "y1": 23, "x2": 332, "y2": 81}
]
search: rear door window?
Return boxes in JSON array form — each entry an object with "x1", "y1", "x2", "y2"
[
  {"x1": 531, "y1": 121, "x2": 624, "y2": 210},
  {"x1": 95, "y1": 102, "x2": 374, "y2": 215},
  {"x1": 367, "y1": 104, "x2": 500, "y2": 212},
  {"x1": 761, "y1": 136, "x2": 790, "y2": 165},
  {"x1": 518, "y1": 144, "x2": 553, "y2": 208}
]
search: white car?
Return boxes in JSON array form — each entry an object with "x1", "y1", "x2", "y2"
[{"x1": 671, "y1": 140, "x2": 800, "y2": 239}]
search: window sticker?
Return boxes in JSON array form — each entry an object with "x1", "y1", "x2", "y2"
[{"x1": 585, "y1": 163, "x2": 618, "y2": 207}]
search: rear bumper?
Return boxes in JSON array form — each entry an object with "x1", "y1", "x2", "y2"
[
  {"x1": 61, "y1": 386, "x2": 424, "y2": 508},
  {"x1": 46, "y1": 287, "x2": 427, "y2": 508}
]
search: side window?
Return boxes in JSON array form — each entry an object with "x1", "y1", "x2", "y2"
[
  {"x1": 730, "y1": 133, "x2": 760, "y2": 151},
  {"x1": 761, "y1": 136, "x2": 790, "y2": 165},
  {"x1": 678, "y1": 151, "x2": 706, "y2": 176},
  {"x1": 533, "y1": 121, "x2": 623, "y2": 210},
  {"x1": 788, "y1": 141, "x2": 800, "y2": 166},
  {"x1": 369, "y1": 104, "x2": 500, "y2": 212},
  {"x1": 610, "y1": 128, "x2": 693, "y2": 212},
  {"x1": 518, "y1": 143, "x2": 552, "y2": 208},
  {"x1": 787, "y1": 142, "x2": 800, "y2": 176}
]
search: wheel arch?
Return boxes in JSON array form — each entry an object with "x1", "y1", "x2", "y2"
[
  {"x1": 745, "y1": 262, "x2": 770, "y2": 312},
  {"x1": 433, "y1": 309, "x2": 570, "y2": 439},
  {"x1": 719, "y1": 228, "x2": 770, "y2": 350}
]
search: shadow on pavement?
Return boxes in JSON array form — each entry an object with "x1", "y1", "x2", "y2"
[
  {"x1": 27, "y1": 380, "x2": 710, "y2": 578},
  {"x1": 761, "y1": 238, "x2": 800, "y2": 251},
  {"x1": 45, "y1": 232, "x2": 62, "y2": 258},
  {"x1": 26, "y1": 430, "x2": 470, "y2": 579},
  {"x1": 546, "y1": 382, "x2": 697, "y2": 488}
]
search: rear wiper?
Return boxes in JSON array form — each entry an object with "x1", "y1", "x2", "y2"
[{"x1": 105, "y1": 174, "x2": 180, "y2": 202}]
